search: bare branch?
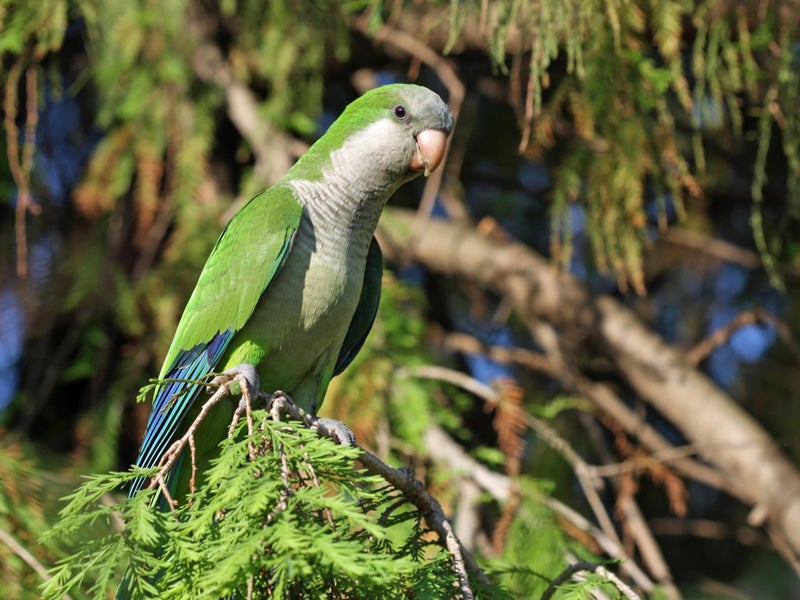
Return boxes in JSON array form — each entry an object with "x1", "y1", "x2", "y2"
[
  {"x1": 189, "y1": 42, "x2": 307, "y2": 189},
  {"x1": 378, "y1": 207, "x2": 800, "y2": 562},
  {"x1": 142, "y1": 374, "x2": 243, "y2": 506},
  {"x1": 421, "y1": 424, "x2": 655, "y2": 593}
]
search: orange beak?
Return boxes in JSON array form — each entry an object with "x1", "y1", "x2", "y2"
[{"x1": 409, "y1": 129, "x2": 448, "y2": 177}]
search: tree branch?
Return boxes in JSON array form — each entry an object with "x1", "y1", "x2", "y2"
[{"x1": 189, "y1": 39, "x2": 307, "y2": 189}]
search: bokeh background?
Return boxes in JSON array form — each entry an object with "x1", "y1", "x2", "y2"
[{"x1": 3, "y1": 1, "x2": 800, "y2": 597}]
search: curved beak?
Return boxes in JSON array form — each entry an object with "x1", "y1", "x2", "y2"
[{"x1": 410, "y1": 129, "x2": 448, "y2": 177}]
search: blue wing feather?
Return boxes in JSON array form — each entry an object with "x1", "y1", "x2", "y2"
[{"x1": 128, "y1": 330, "x2": 233, "y2": 497}]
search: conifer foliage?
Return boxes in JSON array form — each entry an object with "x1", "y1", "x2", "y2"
[{"x1": 43, "y1": 407, "x2": 461, "y2": 599}]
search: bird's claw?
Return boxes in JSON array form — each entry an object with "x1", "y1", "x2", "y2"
[
  {"x1": 311, "y1": 417, "x2": 357, "y2": 447},
  {"x1": 207, "y1": 364, "x2": 260, "y2": 404},
  {"x1": 263, "y1": 391, "x2": 356, "y2": 446}
]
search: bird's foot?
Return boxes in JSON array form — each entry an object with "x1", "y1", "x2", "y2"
[
  {"x1": 208, "y1": 364, "x2": 261, "y2": 409},
  {"x1": 266, "y1": 392, "x2": 356, "y2": 447},
  {"x1": 215, "y1": 365, "x2": 263, "y2": 438}
]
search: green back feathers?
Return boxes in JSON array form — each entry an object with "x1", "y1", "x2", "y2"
[{"x1": 160, "y1": 185, "x2": 302, "y2": 376}]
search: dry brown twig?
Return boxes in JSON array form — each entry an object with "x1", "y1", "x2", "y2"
[
  {"x1": 143, "y1": 370, "x2": 255, "y2": 506},
  {"x1": 4, "y1": 61, "x2": 42, "y2": 278},
  {"x1": 0, "y1": 527, "x2": 70, "y2": 599}
]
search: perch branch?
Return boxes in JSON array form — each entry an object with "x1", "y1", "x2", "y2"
[
  {"x1": 144, "y1": 372, "x2": 251, "y2": 508},
  {"x1": 264, "y1": 391, "x2": 485, "y2": 600}
]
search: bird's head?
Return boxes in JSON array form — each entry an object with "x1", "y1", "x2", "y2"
[
  {"x1": 357, "y1": 83, "x2": 454, "y2": 177},
  {"x1": 291, "y1": 83, "x2": 454, "y2": 186}
]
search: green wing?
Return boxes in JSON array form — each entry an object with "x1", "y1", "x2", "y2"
[
  {"x1": 334, "y1": 237, "x2": 382, "y2": 376},
  {"x1": 161, "y1": 185, "x2": 303, "y2": 376},
  {"x1": 130, "y1": 185, "x2": 302, "y2": 496}
]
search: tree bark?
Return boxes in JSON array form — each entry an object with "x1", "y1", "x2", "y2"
[{"x1": 378, "y1": 208, "x2": 800, "y2": 558}]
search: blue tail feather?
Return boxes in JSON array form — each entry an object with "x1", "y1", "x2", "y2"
[{"x1": 128, "y1": 331, "x2": 233, "y2": 497}]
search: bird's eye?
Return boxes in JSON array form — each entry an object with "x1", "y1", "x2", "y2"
[{"x1": 393, "y1": 104, "x2": 408, "y2": 120}]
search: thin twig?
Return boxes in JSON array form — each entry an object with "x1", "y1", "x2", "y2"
[
  {"x1": 423, "y1": 422, "x2": 655, "y2": 594},
  {"x1": 188, "y1": 434, "x2": 198, "y2": 497},
  {"x1": 144, "y1": 379, "x2": 233, "y2": 506},
  {"x1": 0, "y1": 527, "x2": 70, "y2": 598},
  {"x1": 543, "y1": 498, "x2": 653, "y2": 594},
  {"x1": 587, "y1": 443, "x2": 705, "y2": 478},
  {"x1": 241, "y1": 377, "x2": 256, "y2": 459},
  {"x1": 228, "y1": 400, "x2": 246, "y2": 438},
  {"x1": 579, "y1": 414, "x2": 681, "y2": 599},
  {"x1": 4, "y1": 61, "x2": 42, "y2": 278},
  {"x1": 442, "y1": 332, "x2": 560, "y2": 377},
  {"x1": 303, "y1": 451, "x2": 335, "y2": 528},
  {"x1": 541, "y1": 560, "x2": 641, "y2": 600},
  {"x1": 266, "y1": 393, "x2": 294, "y2": 519}
]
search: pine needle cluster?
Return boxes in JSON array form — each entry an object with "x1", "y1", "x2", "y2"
[{"x1": 42, "y1": 413, "x2": 461, "y2": 599}]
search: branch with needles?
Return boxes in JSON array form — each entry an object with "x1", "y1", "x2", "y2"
[{"x1": 139, "y1": 374, "x2": 485, "y2": 600}]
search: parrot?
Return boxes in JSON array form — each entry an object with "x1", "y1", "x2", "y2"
[{"x1": 126, "y1": 83, "x2": 453, "y2": 504}]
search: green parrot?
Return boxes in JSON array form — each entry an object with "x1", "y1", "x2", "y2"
[{"x1": 127, "y1": 83, "x2": 453, "y2": 503}]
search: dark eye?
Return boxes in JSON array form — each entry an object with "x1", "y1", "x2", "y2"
[{"x1": 393, "y1": 104, "x2": 408, "y2": 120}]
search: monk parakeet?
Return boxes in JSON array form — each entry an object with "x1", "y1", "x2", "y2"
[{"x1": 127, "y1": 83, "x2": 453, "y2": 502}]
